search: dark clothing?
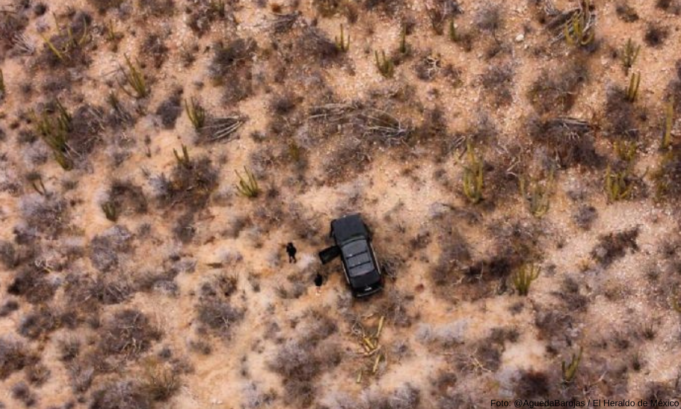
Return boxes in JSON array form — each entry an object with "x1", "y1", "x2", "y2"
[
  {"x1": 314, "y1": 273, "x2": 324, "y2": 287},
  {"x1": 286, "y1": 242, "x2": 297, "y2": 263}
]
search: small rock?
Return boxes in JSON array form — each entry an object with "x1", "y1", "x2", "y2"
[{"x1": 515, "y1": 33, "x2": 525, "y2": 42}]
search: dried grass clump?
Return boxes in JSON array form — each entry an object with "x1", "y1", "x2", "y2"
[
  {"x1": 90, "y1": 380, "x2": 152, "y2": 409},
  {"x1": 155, "y1": 89, "x2": 183, "y2": 129},
  {"x1": 8, "y1": 266, "x2": 57, "y2": 304},
  {"x1": 0, "y1": 337, "x2": 38, "y2": 380},
  {"x1": 89, "y1": 225, "x2": 133, "y2": 272},
  {"x1": 87, "y1": 0, "x2": 124, "y2": 13},
  {"x1": 528, "y1": 62, "x2": 588, "y2": 115},
  {"x1": 481, "y1": 63, "x2": 514, "y2": 107},
  {"x1": 209, "y1": 38, "x2": 257, "y2": 86},
  {"x1": 18, "y1": 307, "x2": 65, "y2": 340},
  {"x1": 527, "y1": 116, "x2": 601, "y2": 168},
  {"x1": 153, "y1": 156, "x2": 219, "y2": 210},
  {"x1": 20, "y1": 195, "x2": 68, "y2": 239},
  {"x1": 591, "y1": 227, "x2": 639, "y2": 267},
  {"x1": 196, "y1": 300, "x2": 244, "y2": 338},
  {"x1": 98, "y1": 310, "x2": 162, "y2": 359}
]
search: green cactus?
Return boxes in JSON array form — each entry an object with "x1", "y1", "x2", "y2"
[
  {"x1": 626, "y1": 72, "x2": 641, "y2": 102},
  {"x1": 235, "y1": 167, "x2": 260, "y2": 198},
  {"x1": 185, "y1": 98, "x2": 206, "y2": 131},
  {"x1": 173, "y1": 144, "x2": 191, "y2": 169},
  {"x1": 335, "y1": 24, "x2": 350, "y2": 52},
  {"x1": 512, "y1": 263, "x2": 540, "y2": 296},
  {"x1": 120, "y1": 55, "x2": 149, "y2": 99},
  {"x1": 101, "y1": 201, "x2": 119, "y2": 222},
  {"x1": 621, "y1": 38, "x2": 640, "y2": 73},
  {"x1": 462, "y1": 142, "x2": 484, "y2": 204},
  {"x1": 519, "y1": 171, "x2": 553, "y2": 218},
  {"x1": 374, "y1": 51, "x2": 394, "y2": 78},
  {"x1": 605, "y1": 165, "x2": 633, "y2": 202},
  {"x1": 562, "y1": 347, "x2": 583, "y2": 384}
]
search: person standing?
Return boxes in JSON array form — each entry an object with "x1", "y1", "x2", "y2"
[
  {"x1": 314, "y1": 272, "x2": 324, "y2": 296},
  {"x1": 286, "y1": 242, "x2": 297, "y2": 263}
]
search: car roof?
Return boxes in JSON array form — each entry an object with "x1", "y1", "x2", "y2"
[
  {"x1": 341, "y1": 239, "x2": 375, "y2": 277},
  {"x1": 331, "y1": 214, "x2": 369, "y2": 244}
]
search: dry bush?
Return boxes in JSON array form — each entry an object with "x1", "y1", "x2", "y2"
[
  {"x1": 603, "y1": 87, "x2": 644, "y2": 139},
  {"x1": 296, "y1": 27, "x2": 341, "y2": 65},
  {"x1": 38, "y1": 12, "x2": 93, "y2": 69},
  {"x1": 139, "y1": 358, "x2": 180, "y2": 402},
  {"x1": 615, "y1": 3, "x2": 639, "y2": 22},
  {"x1": 0, "y1": 9, "x2": 29, "y2": 57},
  {"x1": 528, "y1": 62, "x2": 588, "y2": 115},
  {"x1": 90, "y1": 380, "x2": 152, "y2": 409},
  {"x1": 107, "y1": 179, "x2": 148, "y2": 215},
  {"x1": 363, "y1": 384, "x2": 421, "y2": 409},
  {"x1": 363, "y1": 0, "x2": 404, "y2": 15},
  {"x1": 527, "y1": 116, "x2": 601, "y2": 169},
  {"x1": 1, "y1": 242, "x2": 19, "y2": 269},
  {"x1": 430, "y1": 235, "x2": 471, "y2": 287},
  {"x1": 514, "y1": 370, "x2": 551, "y2": 399},
  {"x1": 18, "y1": 307, "x2": 65, "y2": 340},
  {"x1": 12, "y1": 381, "x2": 37, "y2": 407},
  {"x1": 209, "y1": 38, "x2": 257, "y2": 85},
  {"x1": 0, "y1": 300, "x2": 19, "y2": 318},
  {"x1": 480, "y1": 63, "x2": 514, "y2": 107},
  {"x1": 87, "y1": 0, "x2": 123, "y2": 12},
  {"x1": 68, "y1": 104, "x2": 106, "y2": 157},
  {"x1": 573, "y1": 205, "x2": 597, "y2": 230},
  {"x1": 139, "y1": 0, "x2": 175, "y2": 17},
  {"x1": 187, "y1": 0, "x2": 231, "y2": 37},
  {"x1": 8, "y1": 266, "x2": 57, "y2": 304},
  {"x1": 591, "y1": 227, "x2": 639, "y2": 267},
  {"x1": 152, "y1": 157, "x2": 219, "y2": 210},
  {"x1": 644, "y1": 24, "x2": 669, "y2": 48},
  {"x1": 0, "y1": 337, "x2": 38, "y2": 380},
  {"x1": 475, "y1": 3, "x2": 504, "y2": 33},
  {"x1": 66, "y1": 273, "x2": 135, "y2": 307},
  {"x1": 20, "y1": 195, "x2": 68, "y2": 239},
  {"x1": 155, "y1": 88, "x2": 182, "y2": 129},
  {"x1": 141, "y1": 33, "x2": 169, "y2": 69},
  {"x1": 57, "y1": 337, "x2": 81, "y2": 362},
  {"x1": 427, "y1": 0, "x2": 462, "y2": 34},
  {"x1": 25, "y1": 363, "x2": 50, "y2": 386},
  {"x1": 666, "y1": 60, "x2": 681, "y2": 114},
  {"x1": 196, "y1": 299, "x2": 244, "y2": 338},
  {"x1": 98, "y1": 310, "x2": 162, "y2": 359},
  {"x1": 89, "y1": 225, "x2": 133, "y2": 272}
]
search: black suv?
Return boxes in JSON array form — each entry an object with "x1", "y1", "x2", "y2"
[{"x1": 319, "y1": 214, "x2": 383, "y2": 297}]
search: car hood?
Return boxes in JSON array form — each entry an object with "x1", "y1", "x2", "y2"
[{"x1": 332, "y1": 214, "x2": 369, "y2": 243}]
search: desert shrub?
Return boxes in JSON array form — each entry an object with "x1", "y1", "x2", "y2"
[
  {"x1": 0, "y1": 10, "x2": 29, "y2": 56},
  {"x1": 90, "y1": 380, "x2": 152, "y2": 409},
  {"x1": 8, "y1": 266, "x2": 56, "y2": 304},
  {"x1": 514, "y1": 370, "x2": 551, "y2": 399},
  {"x1": 528, "y1": 62, "x2": 588, "y2": 115},
  {"x1": 364, "y1": 384, "x2": 421, "y2": 409},
  {"x1": 108, "y1": 179, "x2": 148, "y2": 215},
  {"x1": 297, "y1": 27, "x2": 341, "y2": 65},
  {"x1": 363, "y1": 0, "x2": 404, "y2": 15},
  {"x1": 12, "y1": 381, "x2": 37, "y2": 407},
  {"x1": 89, "y1": 225, "x2": 133, "y2": 272},
  {"x1": 25, "y1": 363, "x2": 50, "y2": 386},
  {"x1": 57, "y1": 337, "x2": 81, "y2": 362},
  {"x1": 527, "y1": 116, "x2": 601, "y2": 168},
  {"x1": 0, "y1": 300, "x2": 19, "y2": 317},
  {"x1": 656, "y1": 0, "x2": 681, "y2": 13},
  {"x1": 475, "y1": 3, "x2": 503, "y2": 32},
  {"x1": 139, "y1": 0, "x2": 175, "y2": 17},
  {"x1": 0, "y1": 337, "x2": 38, "y2": 380},
  {"x1": 141, "y1": 34, "x2": 169, "y2": 69},
  {"x1": 68, "y1": 274, "x2": 135, "y2": 306},
  {"x1": 430, "y1": 236, "x2": 471, "y2": 287},
  {"x1": 427, "y1": 0, "x2": 462, "y2": 34},
  {"x1": 68, "y1": 104, "x2": 106, "y2": 157},
  {"x1": 481, "y1": 63, "x2": 514, "y2": 107},
  {"x1": 644, "y1": 24, "x2": 669, "y2": 47},
  {"x1": 98, "y1": 310, "x2": 162, "y2": 359},
  {"x1": 20, "y1": 195, "x2": 68, "y2": 239},
  {"x1": 173, "y1": 212, "x2": 196, "y2": 244},
  {"x1": 155, "y1": 89, "x2": 182, "y2": 129},
  {"x1": 603, "y1": 87, "x2": 645, "y2": 139},
  {"x1": 38, "y1": 11, "x2": 93, "y2": 69},
  {"x1": 187, "y1": 1, "x2": 229, "y2": 36},
  {"x1": 87, "y1": 0, "x2": 123, "y2": 12},
  {"x1": 140, "y1": 358, "x2": 180, "y2": 402},
  {"x1": 615, "y1": 3, "x2": 639, "y2": 22},
  {"x1": 591, "y1": 227, "x2": 639, "y2": 267},
  {"x1": 153, "y1": 156, "x2": 219, "y2": 210},
  {"x1": 18, "y1": 307, "x2": 64, "y2": 340},
  {"x1": 0, "y1": 240, "x2": 17, "y2": 268},
  {"x1": 573, "y1": 205, "x2": 597, "y2": 230},
  {"x1": 209, "y1": 39, "x2": 257, "y2": 85},
  {"x1": 196, "y1": 300, "x2": 244, "y2": 338},
  {"x1": 653, "y1": 148, "x2": 681, "y2": 199}
]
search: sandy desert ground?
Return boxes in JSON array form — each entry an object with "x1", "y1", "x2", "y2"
[{"x1": 2, "y1": 0, "x2": 681, "y2": 407}]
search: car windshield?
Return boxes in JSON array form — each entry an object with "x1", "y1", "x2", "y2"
[{"x1": 341, "y1": 239, "x2": 374, "y2": 277}]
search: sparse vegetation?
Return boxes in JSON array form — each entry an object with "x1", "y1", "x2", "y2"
[
  {"x1": 185, "y1": 98, "x2": 206, "y2": 130},
  {"x1": 564, "y1": 2, "x2": 595, "y2": 47},
  {"x1": 625, "y1": 72, "x2": 641, "y2": 102},
  {"x1": 605, "y1": 165, "x2": 633, "y2": 202},
  {"x1": 512, "y1": 263, "x2": 540, "y2": 296},
  {"x1": 561, "y1": 347, "x2": 583, "y2": 384},
  {"x1": 374, "y1": 50, "x2": 394, "y2": 78},
  {"x1": 119, "y1": 55, "x2": 149, "y2": 99},
  {"x1": 519, "y1": 172, "x2": 553, "y2": 217},
  {"x1": 334, "y1": 24, "x2": 350, "y2": 52},
  {"x1": 462, "y1": 142, "x2": 484, "y2": 204},
  {"x1": 235, "y1": 167, "x2": 260, "y2": 198},
  {"x1": 621, "y1": 38, "x2": 640, "y2": 73}
]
